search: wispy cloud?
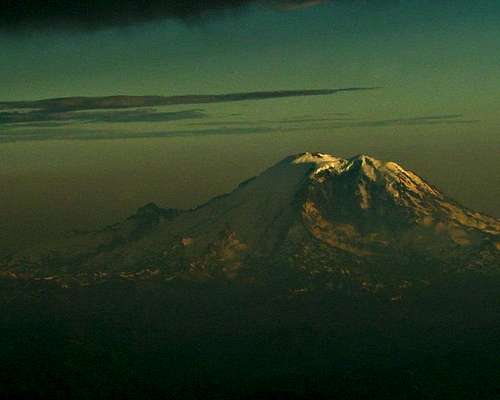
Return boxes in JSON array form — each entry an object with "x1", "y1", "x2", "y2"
[
  {"x1": 1, "y1": 88, "x2": 471, "y2": 144},
  {"x1": 0, "y1": 109, "x2": 206, "y2": 127},
  {"x1": 0, "y1": 114, "x2": 479, "y2": 144},
  {"x1": 0, "y1": 127, "x2": 272, "y2": 143},
  {"x1": 186, "y1": 114, "x2": 477, "y2": 129},
  {"x1": 0, "y1": 87, "x2": 378, "y2": 114},
  {"x1": 0, "y1": 87, "x2": 377, "y2": 131},
  {"x1": 327, "y1": 114, "x2": 480, "y2": 129}
]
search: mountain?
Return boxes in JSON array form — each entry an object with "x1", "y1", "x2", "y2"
[
  {"x1": 2, "y1": 153, "x2": 500, "y2": 399},
  {"x1": 2, "y1": 152, "x2": 499, "y2": 292}
]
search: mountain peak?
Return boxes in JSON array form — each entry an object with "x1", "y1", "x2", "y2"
[{"x1": 283, "y1": 152, "x2": 402, "y2": 182}]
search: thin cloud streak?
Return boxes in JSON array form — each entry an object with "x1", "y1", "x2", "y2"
[
  {"x1": 331, "y1": 115, "x2": 479, "y2": 129},
  {"x1": 0, "y1": 86, "x2": 380, "y2": 140},
  {"x1": 0, "y1": 114, "x2": 479, "y2": 144},
  {"x1": 0, "y1": 109, "x2": 207, "y2": 127},
  {"x1": 185, "y1": 114, "x2": 475, "y2": 129},
  {"x1": 0, "y1": 87, "x2": 379, "y2": 114},
  {"x1": 0, "y1": 127, "x2": 272, "y2": 143}
]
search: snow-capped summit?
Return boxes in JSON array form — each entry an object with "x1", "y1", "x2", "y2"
[{"x1": 292, "y1": 151, "x2": 345, "y2": 166}]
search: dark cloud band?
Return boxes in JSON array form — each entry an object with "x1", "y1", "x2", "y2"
[
  {"x1": 0, "y1": 87, "x2": 378, "y2": 114},
  {"x1": 0, "y1": 86, "x2": 381, "y2": 142},
  {"x1": 0, "y1": 109, "x2": 207, "y2": 126},
  {"x1": 0, "y1": 0, "x2": 327, "y2": 32},
  {"x1": 0, "y1": 1, "x2": 401, "y2": 33}
]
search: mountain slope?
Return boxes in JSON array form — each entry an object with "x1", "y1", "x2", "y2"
[{"x1": 2, "y1": 152, "x2": 499, "y2": 290}]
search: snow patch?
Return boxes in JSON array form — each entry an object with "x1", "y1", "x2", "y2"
[
  {"x1": 357, "y1": 183, "x2": 371, "y2": 209},
  {"x1": 291, "y1": 152, "x2": 348, "y2": 177}
]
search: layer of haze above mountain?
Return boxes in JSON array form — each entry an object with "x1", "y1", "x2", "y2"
[{"x1": 1, "y1": 127, "x2": 499, "y2": 257}]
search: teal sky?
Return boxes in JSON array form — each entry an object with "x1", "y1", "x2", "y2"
[
  {"x1": 2, "y1": 2, "x2": 500, "y2": 123},
  {"x1": 1, "y1": 0, "x2": 499, "y2": 253},
  {"x1": 1, "y1": 2, "x2": 499, "y2": 102}
]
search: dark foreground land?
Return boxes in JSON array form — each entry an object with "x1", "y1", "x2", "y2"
[{"x1": 1, "y1": 276, "x2": 499, "y2": 400}]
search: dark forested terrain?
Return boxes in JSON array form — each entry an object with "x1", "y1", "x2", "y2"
[{"x1": 1, "y1": 273, "x2": 499, "y2": 399}]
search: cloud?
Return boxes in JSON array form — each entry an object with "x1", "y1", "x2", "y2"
[
  {"x1": 328, "y1": 114, "x2": 480, "y2": 129},
  {"x1": 235, "y1": 113, "x2": 477, "y2": 129},
  {"x1": 0, "y1": 109, "x2": 207, "y2": 127},
  {"x1": 0, "y1": 0, "x2": 330, "y2": 33},
  {"x1": 0, "y1": 87, "x2": 378, "y2": 114},
  {"x1": 186, "y1": 114, "x2": 477, "y2": 130},
  {"x1": 0, "y1": 86, "x2": 379, "y2": 139},
  {"x1": 0, "y1": 114, "x2": 478, "y2": 144},
  {"x1": 0, "y1": 127, "x2": 272, "y2": 143}
]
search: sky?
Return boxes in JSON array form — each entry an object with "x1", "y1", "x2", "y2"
[{"x1": 1, "y1": 0, "x2": 499, "y2": 253}]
